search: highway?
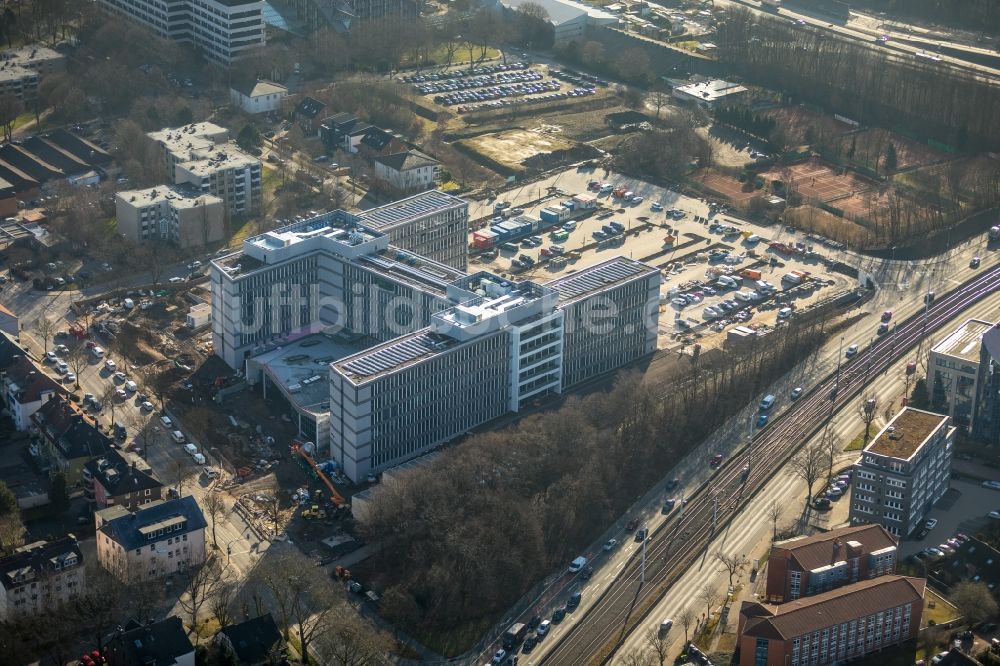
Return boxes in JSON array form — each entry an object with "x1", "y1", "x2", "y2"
[{"x1": 538, "y1": 261, "x2": 1000, "y2": 666}]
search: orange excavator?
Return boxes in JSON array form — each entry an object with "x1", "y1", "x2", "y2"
[{"x1": 290, "y1": 440, "x2": 346, "y2": 507}]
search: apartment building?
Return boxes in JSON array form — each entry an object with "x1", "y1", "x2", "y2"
[
  {"x1": 96, "y1": 497, "x2": 207, "y2": 582},
  {"x1": 849, "y1": 407, "x2": 954, "y2": 538},
  {"x1": 212, "y1": 201, "x2": 659, "y2": 480},
  {"x1": 83, "y1": 449, "x2": 164, "y2": 511},
  {"x1": 765, "y1": 525, "x2": 898, "y2": 603},
  {"x1": 738, "y1": 576, "x2": 925, "y2": 666},
  {"x1": 929, "y1": 318, "x2": 992, "y2": 431},
  {"x1": 32, "y1": 397, "x2": 113, "y2": 485},
  {"x1": 373, "y1": 151, "x2": 439, "y2": 195},
  {"x1": 96, "y1": 0, "x2": 265, "y2": 66},
  {"x1": 974, "y1": 324, "x2": 1000, "y2": 445},
  {"x1": 2, "y1": 352, "x2": 63, "y2": 431},
  {"x1": 116, "y1": 185, "x2": 225, "y2": 248},
  {"x1": 0, "y1": 536, "x2": 84, "y2": 620},
  {"x1": 0, "y1": 45, "x2": 64, "y2": 102},
  {"x1": 147, "y1": 123, "x2": 262, "y2": 215}
]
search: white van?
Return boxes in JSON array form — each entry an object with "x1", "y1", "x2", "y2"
[
  {"x1": 568, "y1": 556, "x2": 588, "y2": 573},
  {"x1": 760, "y1": 394, "x2": 776, "y2": 411},
  {"x1": 171, "y1": 430, "x2": 185, "y2": 443},
  {"x1": 184, "y1": 443, "x2": 197, "y2": 456}
]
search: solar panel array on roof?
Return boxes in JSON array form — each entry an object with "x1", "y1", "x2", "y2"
[
  {"x1": 550, "y1": 259, "x2": 649, "y2": 302},
  {"x1": 359, "y1": 191, "x2": 462, "y2": 230},
  {"x1": 343, "y1": 333, "x2": 449, "y2": 377}
]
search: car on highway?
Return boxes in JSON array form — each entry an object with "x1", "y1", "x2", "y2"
[
  {"x1": 659, "y1": 618, "x2": 674, "y2": 636},
  {"x1": 791, "y1": 387, "x2": 803, "y2": 400},
  {"x1": 710, "y1": 453, "x2": 724, "y2": 467},
  {"x1": 635, "y1": 528, "x2": 648, "y2": 542},
  {"x1": 536, "y1": 620, "x2": 551, "y2": 638},
  {"x1": 924, "y1": 291, "x2": 936, "y2": 303},
  {"x1": 603, "y1": 538, "x2": 619, "y2": 551},
  {"x1": 878, "y1": 322, "x2": 890, "y2": 335},
  {"x1": 925, "y1": 518, "x2": 939, "y2": 530},
  {"x1": 983, "y1": 480, "x2": 1000, "y2": 490},
  {"x1": 971, "y1": 256, "x2": 981, "y2": 268},
  {"x1": 881, "y1": 310, "x2": 893, "y2": 322},
  {"x1": 567, "y1": 591, "x2": 582, "y2": 610},
  {"x1": 756, "y1": 414, "x2": 769, "y2": 428},
  {"x1": 846, "y1": 344, "x2": 859, "y2": 358},
  {"x1": 662, "y1": 498, "x2": 676, "y2": 514}
]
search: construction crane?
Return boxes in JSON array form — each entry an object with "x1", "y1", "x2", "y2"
[{"x1": 290, "y1": 440, "x2": 346, "y2": 507}]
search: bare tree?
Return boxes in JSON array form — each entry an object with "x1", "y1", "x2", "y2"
[
  {"x1": 101, "y1": 384, "x2": 120, "y2": 425},
  {"x1": 176, "y1": 557, "x2": 225, "y2": 634},
  {"x1": 858, "y1": 394, "x2": 879, "y2": 444},
  {"x1": 645, "y1": 627, "x2": 669, "y2": 666},
  {"x1": 203, "y1": 491, "x2": 226, "y2": 550},
  {"x1": 0, "y1": 96, "x2": 23, "y2": 142},
  {"x1": 170, "y1": 457, "x2": 190, "y2": 498},
  {"x1": 320, "y1": 615, "x2": 393, "y2": 666},
  {"x1": 821, "y1": 429, "x2": 842, "y2": 481},
  {"x1": 123, "y1": 577, "x2": 164, "y2": 625},
  {"x1": 211, "y1": 581, "x2": 238, "y2": 629},
  {"x1": 767, "y1": 500, "x2": 783, "y2": 541},
  {"x1": 715, "y1": 551, "x2": 750, "y2": 588},
  {"x1": 678, "y1": 607, "x2": 698, "y2": 643},
  {"x1": 65, "y1": 342, "x2": 88, "y2": 390},
  {"x1": 951, "y1": 581, "x2": 999, "y2": 625},
  {"x1": 698, "y1": 583, "x2": 719, "y2": 619},
  {"x1": 32, "y1": 316, "x2": 57, "y2": 354},
  {"x1": 789, "y1": 441, "x2": 826, "y2": 508},
  {"x1": 619, "y1": 647, "x2": 656, "y2": 666}
]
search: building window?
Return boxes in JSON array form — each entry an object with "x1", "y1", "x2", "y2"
[{"x1": 755, "y1": 638, "x2": 769, "y2": 666}]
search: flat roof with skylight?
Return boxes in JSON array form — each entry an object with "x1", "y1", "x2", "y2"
[
  {"x1": 932, "y1": 318, "x2": 993, "y2": 363},
  {"x1": 547, "y1": 256, "x2": 657, "y2": 304},
  {"x1": 358, "y1": 190, "x2": 466, "y2": 230}
]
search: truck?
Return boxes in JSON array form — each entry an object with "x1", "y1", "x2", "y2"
[
  {"x1": 502, "y1": 623, "x2": 528, "y2": 650},
  {"x1": 990, "y1": 225, "x2": 1000, "y2": 242},
  {"x1": 781, "y1": 270, "x2": 808, "y2": 285},
  {"x1": 741, "y1": 268, "x2": 762, "y2": 281}
]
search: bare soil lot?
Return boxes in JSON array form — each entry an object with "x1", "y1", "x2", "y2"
[
  {"x1": 692, "y1": 169, "x2": 758, "y2": 205},
  {"x1": 457, "y1": 128, "x2": 576, "y2": 173}
]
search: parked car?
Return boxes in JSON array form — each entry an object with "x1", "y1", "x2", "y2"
[
  {"x1": 791, "y1": 387, "x2": 803, "y2": 399},
  {"x1": 710, "y1": 453, "x2": 724, "y2": 467},
  {"x1": 846, "y1": 344, "x2": 859, "y2": 358},
  {"x1": 924, "y1": 518, "x2": 939, "y2": 530},
  {"x1": 603, "y1": 538, "x2": 619, "y2": 551}
]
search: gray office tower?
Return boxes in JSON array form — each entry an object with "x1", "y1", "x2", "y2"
[{"x1": 212, "y1": 191, "x2": 659, "y2": 481}]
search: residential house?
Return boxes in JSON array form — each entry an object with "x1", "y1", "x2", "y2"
[
  {"x1": 849, "y1": 407, "x2": 954, "y2": 538},
  {"x1": 737, "y1": 576, "x2": 925, "y2": 666},
  {"x1": 106, "y1": 617, "x2": 195, "y2": 666},
  {"x1": 765, "y1": 524, "x2": 898, "y2": 603},
  {"x1": 319, "y1": 112, "x2": 359, "y2": 152},
  {"x1": 3, "y1": 352, "x2": 63, "y2": 431},
  {"x1": 0, "y1": 536, "x2": 84, "y2": 620},
  {"x1": 214, "y1": 613, "x2": 284, "y2": 665},
  {"x1": 84, "y1": 449, "x2": 163, "y2": 511},
  {"x1": 96, "y1": 497, "x2": 207, "y2": 582},
  {"x1": 294, "y1": 97, "x2": 327, "y2": 134},
  {"x1": 32, "y1": 396, "x2": 112, "y2": 485},
  {"x1": 374, "y1": 150, "x2": 439, "y2": 195},
  {"x1": 230, "y1": 78, "x2": 288, "y2": 115}
]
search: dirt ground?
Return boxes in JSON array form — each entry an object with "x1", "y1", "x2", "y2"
[
  {"x1": 760, "y1": 158, "x2": 878, "y2": 204},
  {"x1": 762, "y1": 106, "x2": 854, "y2": 146},
  {"x1": 829, "y1": 128, "x2": 950, "y2": 172},
  {"x1": 457, "y1": 128, "x2": 576, "y2": 173},
  {"x1": 692, "y1": 169, "x2": 758, "y2": 205},
  {"x1": 784, "y1": 205, "x2": 871, "y2": 245}
]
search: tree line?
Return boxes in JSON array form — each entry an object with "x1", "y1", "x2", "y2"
[
  {"x1": 715, "y1": 106, "x2": 778, "y2": 143},
  {"x1": 716, "y1": 8, "x2": 1000, "y2": 151},
  {"x1": 362, "y1": 315, "x2": 832, "y2": 643},
  {"x1": 847, "y1": 0, "x2": 1000, "y2": 32}
]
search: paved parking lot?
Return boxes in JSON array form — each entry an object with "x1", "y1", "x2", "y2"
[
  {"x1": 469, "y1": 167, "x2": 855, "y2": 347},
  {"x1": 902, "y1": 478, "x2": 1000, "y2": 557}
]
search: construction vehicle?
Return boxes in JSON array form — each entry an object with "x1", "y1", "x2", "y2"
[
  {"x1": 290, "y1": 440, "x2": 346, "y2": 507},
  {"x1": 302, "y1": 504, "x2": 327, "y2": 520},
  {"x1": 68, "y1": 322, "x2": 87, "y2": 339},
  {"x1": 334, "y1": 565, "x2": 352, "y2": 580}
]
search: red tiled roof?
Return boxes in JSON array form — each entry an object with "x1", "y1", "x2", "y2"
[
  {"x1": 775, "y1": 524, "x2": 897, "y2": 572},
  {"x1": 741, "y1": 576, "x2": 926, "y2": 641}
]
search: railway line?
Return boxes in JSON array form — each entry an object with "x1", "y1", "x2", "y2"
[{"x1": 539, "y1": 265, "x2": 1000, "y2": 666}]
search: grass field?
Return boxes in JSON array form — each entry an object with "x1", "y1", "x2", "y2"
[
  {"x1": 924, "y1": 588, "x2": 960, "y2": 626},
  {"x1": 402, "y1": 43, "x2": 501, "y2": 69},
  {"x1": 458, "y1": 128, "x2": 575, "y2": 173}
]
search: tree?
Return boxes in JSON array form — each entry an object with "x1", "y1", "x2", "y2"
[
  {"x1": 622, "y1": 86, "x2": 645, "y2": 110},
  {"x1": 767, "y1": 499, "x2": 783, "y2": 541},
  {"x1": 0, "y1": 96, "x2": 23, "y2": 142},
  {"x1": 140, "y1": 364, "x2": 175, "y2": 412},
  {"x1": 789, "y1": 442, "x2": 826, "y2": 507},
  {"x1": 0, "y1": 512, "x2": 25, "y2": 554},
  {"x1": 319, "y1": 615, "x2": 392, "y2": 666},
  {"x1": 237, "y1": 124, "x2": 263, "y2": 153},
  {"x1": 950, "y1": 581, "x2": 999, "y2": 625},
  {"x1": 858, "y1": 394, "x2": 879, "y2": 444},
  {"x1": 910, "y1": 377, "x2": 930, "y2": 409},
  {"x1": 821, "y1": 429, "x2": 841, "y2": 482},
  {"x1": 32, "y1": 316, "x2": 57, "y2": 354},
  {"x1": 48, "y1": 472, "x2": 68, "y2": 513},
  {"x1": 619, "y1": 648, "x2": 656, "y2": 666},
  {"x1": 715, "y1": 551, "x2": 749, "y2": 588},
  {"x1": 101, "y1": 384, "x2": 120, "y2": 425},
  {"x1": 0, "y1": 480, "x2": 16, "y2": 516},
  {"x1": 645, "y1": 627, "x2": 669, "y2": 666},
  {"x1": 884, "y1": 142, "x2": 898, "y2": 172},
  {"x1": 73, "y1": 563, "x2": 127, "y2": 651},
  {"x1": 651, "y1": 83, "x2": 669, "y2": 119},
  {"x1": 176, "y1": 557, "x2": 225, "y2": 634},
  {"x1": 170, "y1": 457, "x2": 190, "y2": 498},
  {"x1": 203, "y1": 491, "x2": 226, "y2": 550},
  {"x1": 678, "y1": 606, "x2": 698, "y2": 642},
  {"x1": 698, "y1": 583, "x2": 719, "y2": 619},
  {"x1": 65, "y1": 342, "x2": 88, "y2": 390},
  {"x1": 211, "y1": 582, "x2": 237, "y2": 629}
]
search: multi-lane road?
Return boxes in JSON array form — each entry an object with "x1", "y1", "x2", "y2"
[{"x1": 537, "y1": 261, "x2": 1000, "y2": 665}]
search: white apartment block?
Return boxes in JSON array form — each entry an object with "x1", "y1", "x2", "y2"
[
  {"x1": 147, "y1": 123, "x2": 262, "y2": 215},
  {"x1": 96, "y1": 0, "x2": 265, "y2": 66},
  {"x1": 0, "y1": 45, "x2": 64, "y2": 102},
  {"x1": 116, "y1": 185, "x2": 225, "y2": 248},
  {"x1": 929, "y1": 318, "x2": 992, "y2": 431},
  {"x1": 0, "y1": 537, "x2": 84, "y2": 620},
  {"x1": 96, "y1": 497, "x2": 207, "y2": 582},
  {"x1": 211, "y1": 194, "x2": 659, "y2": 481},
  {"x1": 850, "y1": 408, "x2": 954, "y2": 538}
]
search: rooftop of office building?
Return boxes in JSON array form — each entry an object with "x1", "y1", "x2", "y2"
[
  {"x1": 248, "y1": 332, "x2": 373, "y2": 412},
  {"x1": 357, "y1": 190, "x2": 466, "y2": 230},
  {"x1": 865, "y1": 407, "x2": 950, "y2": 460},
  {"x1": 334, "y1": 329, "x2": 466, "y2": 384},
  {"x1": 547, "y1": 256, "x2": 657, "y2": 304},
  {"x1": 148, "y1": 123, "x2": 229, "y2": 158},
  {"x1": 0, "y1": 45, "x2": 63, "y2": 68},
  {"x1": 181, "y1": 147, "x2": 260, "y2": 175},
  {"x1": 932, "y1": 318, "x2": 993, "y2": 363},
  {"x1": 433, "y1": 275, "x2": 554, "y2": 334}
]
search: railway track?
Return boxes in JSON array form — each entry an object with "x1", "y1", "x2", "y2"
[{"x1": 540, "y1": 265, "x2": 1000, "y2": 666}]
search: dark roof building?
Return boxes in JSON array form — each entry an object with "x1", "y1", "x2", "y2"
[
  {"x1": 215, "y1": 613, "x2": 284, "y2": 664},
  {"x1": 928, "y1": 536, "x2": 1000, "y2": 590},
  {"x1": 765, "y1": 524, "x2": 898, "y2": 602},
  {"x1": 738, "y1": 576, "x2": 925, "y2": 666},
  {"x1": 84, "y1": 449, "x2": 164, "y2": 511},
  {"x1": 107, "y1": 616, "x2": 195, "y2": 666},
  {"x1": 294, "y1": 96, "x2": 327, "y2": 132},
  {"x1": 4, "y1": 351, "x2": 64, "y2": 431},
  {"x1": 0, "y1": 535, "x2": 84, "y2": 619},
  {"x1": 32, "y1": 396, "x2": 112, "y2": 484}
]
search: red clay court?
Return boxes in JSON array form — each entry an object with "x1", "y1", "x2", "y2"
[
  {"x1": 761, "y1": 158, "x2": 880, "y2": 206},
  {"x1": 693, "y1": 169, "x2": 756, "y2": 205}
]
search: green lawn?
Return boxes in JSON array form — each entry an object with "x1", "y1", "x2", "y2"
[
  {"x1": 846, "y1": 429, "x2": 867, "y2": 451},
  {"x1": 924, "y1": 588, "x2": 960, "y2": 626},
  {"x1": 405, "y1": 42, "x2": 501, "y2": 68}
]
